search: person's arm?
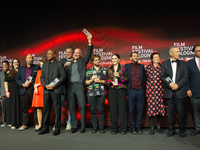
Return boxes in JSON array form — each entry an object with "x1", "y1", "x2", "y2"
[
  {"x1": 53, "y1": 62, "x2": 66, "y2": 89},
  {"x1": 161, "y1": 61, "x2": 171, "y2": 89},
  {"x1": 176, "y1": 61, "x2": 188, "y2": 89},
  {"x1": 83, "y1": 34, "x2": 93, "y2": 65},
  {"x1": 15, "y1": 67, "x2": 24, "y2": 87},
  {"x1": 118, "y1": 66, "x2": 129, "y2": 84}
]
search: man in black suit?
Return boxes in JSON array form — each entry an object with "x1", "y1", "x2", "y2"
[
  {"x1": 187, "y1": 44, "x2": 200, "y2": 136},
  {"x1": 16, "y1": 54, "x2": 40, "y2": 131},
  {"x1": 161, "y1": 46, "x2": 187, "y2": 138},
  {"x1": 67, "y1": 33, "x2": 93, "y2": 134},
  {"x1": 38, "y1": 49, "x2": 66, "y2": 136}
]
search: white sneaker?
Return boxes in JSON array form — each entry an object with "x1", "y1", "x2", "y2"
[
  {"x1": 66, "y1": 124, "x2": 71, "y2": 130},
  {"x1": 1, "y1": 123, "x2": 7, "y2": 127},
  {"x1": 53, "y1": 125, "x2": 55, "y2": 131},
  {"x1": 18, "y1": 125, "x2": 27, "y2": 131}
]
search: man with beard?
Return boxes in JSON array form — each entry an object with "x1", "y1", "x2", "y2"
[
  {"x1": 0, "y1": 60, "x2": 10, "y2": 127},
  {"x1": 16, "y1": 54, "x2": 40, "y2": 130},
  {"x1": 125, "y1": 52, "x2": 146, "y2": 134},
  {"x1": 38, "y1": 49, "x2": 66, "y2": 136},
  {"x1": 68, "y1": 33, "x2": 93, "y2": 134},
  {"x1": 85, "y1": 54, "x2": 107, "y2": 133}
]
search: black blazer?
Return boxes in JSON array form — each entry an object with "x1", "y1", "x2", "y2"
[
  {"x1": 16, "y1": 64, "x2": 40, "y2": 95},
  {"x1": 125, "y1": 63, "x2": 146, "y2": 95},
  {"x1": 187, "y1": 58, "x2": 200, "y2": 98},
  {"x1": 67, "y1": 45, "x2": 93, "y2": 86},
  {"x1": 161, "y1": 59, "x2": 187, "y2": 99},
  {"x1": 40, "y1": 59, "x2": 66, "y2": 94}
]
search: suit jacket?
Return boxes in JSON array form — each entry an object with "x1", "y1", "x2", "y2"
[
  {"x1": 0, "y1": 71, "x2": 6, "y2": 96},
  {"x1": 161, "y1": 59, "x2": 187, "y2": 99},
  {"x1": 186, "y1": 58, "x2": 200, "y2": 98},
  {"x1": 16, "y1": 64, "x2": 41, "y2": 95},
  {"x1": 40, "y1": 59, "x2": 66, "y2": 94},
  {"x1": 125, "y1": 63, "x2": 146, "y2": 95},
  {"x1": 67, "y1": 45, "x2": 93, "y2": 86}
]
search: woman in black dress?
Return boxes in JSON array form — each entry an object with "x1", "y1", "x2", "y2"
[
  {"x1": 146, "y1": 51, "x2": 165, "y2": 135},
  {"x1": 4, "y1": 58, "x2": 21, "y2": 129}
]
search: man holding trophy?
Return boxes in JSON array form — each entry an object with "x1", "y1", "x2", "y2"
[
  {"x1": 39, "y1": 49, "x2": 66, "y2": 136},
  {"x1": 161, "y1": 46, "x2": 187, "y2": 138}
]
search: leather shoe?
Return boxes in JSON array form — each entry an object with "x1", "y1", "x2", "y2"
[
  {"x1": 70, "y1": 128, "x2": 77, "y2": 134},
  {"x1": 167, "y1": 132, "x2": 175, "y2": 137},
  {"x1": 121, "y1": 131, "x2": 126, "y2": 135},
  {"x1": 91, "y1": 128, "x2": 97, "y2": 133},
  {"x1": 191, "y1": 129, "x2": 200, "y2": 136},
  {"x1": 100, "y1": 128, "x2": 105, "y2": 133},
  {"x1": 111, "y1": 131, "x2": 118, "y2": 134},
  {"x1": 38, "y1": 129, "x2": 49, "y2": 135},
  {"x1": 131, "y1": 127, "x2": 137, "y2": 134},
  {"x1": 179, "y1": 132, "x2": 186, "y2": 138},
  {"x1": 80, "y1": 128, "x2": 85, "y2": 133},
  {"x1": 52, "y1": 130, "x2": 60, "y2": 136}
]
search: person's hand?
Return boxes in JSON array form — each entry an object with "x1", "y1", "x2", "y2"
[
  {"x1": 46, "y1": 85, "x2": 53, "y2": 90},
  {"x1": 26, "y1": 81, "x2": 32, "y2": 87},
  {"x1": 169, "y1": 83, "x2": 177, "y2": 90},
  {"x1": 174, "y1": 84, "x2": 179, "y2": 90},
  {"x1": 87, "y1": 33, "x2": 92, "y2": 44},
  {"x1": 111, "y1": 81, "x2": 118, "y2": 86},
  {"x1": 6, "y1": 92, "x2": 10, "y2": 98},
  {"x1": 22, "y1": 83, "x2": 26, "y2": 88},
  {"x1": 0, "y1": 95, "x2": 1, "y2": 99},
  {"x1": 94, "y1": 78, "x2": 100, "y2": 83},
  {"x1": 187, "y1": 90, "x2": 192, "y2": 97},
  {"x1": 48, "y1": 85, "x2": 55, "y2": 90},
  {"x1": 34, "y1": 88, "x2": 38, "y2": 94},
  {"x1": 64, "y1": 62, "x2": 71, "y2": 67},
  {"x1": 91, "y1": 75, "x2": 97, "y2": 81},
  {"x1": 34, "y1": 83, "x2": 41, "y2": 88}
]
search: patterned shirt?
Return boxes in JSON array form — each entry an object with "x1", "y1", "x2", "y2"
[{"x1": 86, "y1": 66, "x2": 108, "y2": 96}]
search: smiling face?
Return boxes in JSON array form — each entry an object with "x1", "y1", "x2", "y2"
[
  {"x1": 73, "y1": 48, "x2": 81, "y2": 60},
  {"x1": 152, "y1": 54, "x2": 160, "y2": 64},
  {"x1": 26, "y1": 54, "x2": 33, "y2": 65},
  {"x1": 130, "y1": 52, "x2": 139, "y2": 63},
  {"x1": 65, "y1": 48, "x2": 73, "y2": 59},
  {"x1": 112, "y1": 55, "x2": 120, "y2": 65},
  {"x1": 92, "y1": 56, "x2": 101, "y2": 67},
  {"x1": 13, "y1": 59, "x2": 20, "y2": 69},
  {"x1": 47, "y1": 50, "x2": 56, "y2": 61}
]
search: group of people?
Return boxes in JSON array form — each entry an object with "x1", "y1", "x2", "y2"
[{"x1": 0, "y1": 33, "x2": 200, "y2": 137}]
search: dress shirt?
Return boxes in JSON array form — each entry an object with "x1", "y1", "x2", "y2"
[{"x1": 170, "y1": 58, "x2": 177, "y2": 83}]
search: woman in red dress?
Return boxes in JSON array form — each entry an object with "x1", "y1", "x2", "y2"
[
  {"x1": 146, "y1": 51, "x2": 165, "y2": 135},
  {"x1": 32, "y1": 58, "x2": 47, "y2": 131}
]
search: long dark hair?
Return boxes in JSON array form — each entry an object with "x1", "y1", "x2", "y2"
[{"x1": 8, "y1": 58, "x2": 20, "y2": 78}]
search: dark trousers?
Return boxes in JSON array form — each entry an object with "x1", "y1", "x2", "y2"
[
  {"x1": 191, "y1": 97, "x2": 200, "y2": 131},
  {"x1": 43, "y1": 91, "x2": 61, "y2": 131},
  {"x1": 108, "y1": 88, "x2": 127, "y2": 132},
  {"x1": 20, "y1": 89, "x2": 37, "y2": 126},
  {"x1": 88, "y1": 95, "x2": 105, "y2": 128},
  {"x1": 167, "y1": 93, "x2": 186, "y2": 133},
  {"x1": 128, "y1": 88, "x2": 145, "y2": 128},
  {"x1": 1, "y1": 96, "x2": 6, "y2": 122},
  {"x1": 68, "y1": 82, "x2": 86, "y2": 129}
]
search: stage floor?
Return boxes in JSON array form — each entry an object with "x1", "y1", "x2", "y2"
[{"x1": 0, "y1": 126, "x2": 200, "y2": 150}]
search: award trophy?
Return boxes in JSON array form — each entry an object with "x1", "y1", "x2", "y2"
[
  {"x1": 113, "y1": 72, "x2": 118, "y2": 85},
  {"x1": 83, "y1": 28, "x2": 92, "y2": 38},
  {"x1": 25, "y1": 76, "x2": 33, "y2": 85},
  {"x1": 166, "y1": 77, "x2": 174, "y2": 83},
  {"x1": 49, "y1": 78, "x2": 59, "y2": 86}
]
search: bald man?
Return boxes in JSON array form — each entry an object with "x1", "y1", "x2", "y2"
[
  {"x1": 39, "y1": 49, "x2": 66, "y2": 136},
  {"x1": 16, "y1": 54, "x2": 41, "y2": 131}
]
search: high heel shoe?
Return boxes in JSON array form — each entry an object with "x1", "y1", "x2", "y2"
[{"x1": 35, "y1": 126, "x2": 42, "y2": 131}]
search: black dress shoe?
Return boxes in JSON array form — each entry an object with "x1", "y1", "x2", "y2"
[
  {"x1": 38, "y1": 129, "x2": 49, "y2": 135},
  {"x1": 121, "y1": 131, "x2": 127, "y2": 135},
  {"x1": 137, "y1": 127, "x2": 143, "y2": 134},
  {"x1": 179, "y1": 132, "x2": 186, "y2": 138},
  {"x1": 131, "y1": 127, "x2": 137, "y2": 134},
  {"x1": 91, "y1": 128, "x2": 97, "y2": 133},
  {"x1": 80, "y1": 128, "x2": 85, "y2": 133},
  {"x1": 167, "y1": 132, "x2": 175, "y2": 137},
  {"x1": 70, "y1": 128, "x2": 77, "y2": 134},
  {"x1": 157, "y1": 127, "x2": 163, "y2": 134},
  {"x1": 111, "y1": 131, "x2": 118, "y2": 134},
  {"x1": 100, "y1": 128, "x2": 105, "y2": 133},
  {"x1": 52, "y1": 130, "x2": 60, "y2": 136},
  {"x1": 35, "y1": 127, "x2": 42, "y2": 132},
  {"x1": 191, "y1": 129, "x2": 200, "y2": 136}
]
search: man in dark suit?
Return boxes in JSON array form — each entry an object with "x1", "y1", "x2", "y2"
[
  {"x1": 67, "y1": 33, "x2": 93, "y2": 134},
  {"x1": 161, "y1": 46, "x2": 187, "y2": 138},
  {"x1": 16, "y1": 55, "x2": 40, "y2": 131},
  {"x1": 187, "y1": 44, "x2": 200, "y2": 136},
  {"x1": 0, "y1": 60, "x2": 9, "y2": 127},
  {"x1": 125, "y1": 52, "x2": 146, "y2": 134},
  {"x1": 38, "y1": 49, "x2": 66, "y2": 136}
]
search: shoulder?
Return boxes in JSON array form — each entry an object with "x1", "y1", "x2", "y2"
[{"x1": 186, "y1": 58, "x2": 194, "y2": 64}]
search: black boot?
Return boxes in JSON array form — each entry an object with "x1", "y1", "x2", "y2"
[{"x1": 149, "y1": 125, "x2": 154, "y2": 135}]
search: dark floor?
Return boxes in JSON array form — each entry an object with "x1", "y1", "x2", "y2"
[{"x1": 0, "y1": 125, "x2": 200, "y2": 150}]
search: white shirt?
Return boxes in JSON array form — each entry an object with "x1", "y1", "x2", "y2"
[
  {"x1": 170, "y1": 58, "x2": 177, "y2": 83},
  {"x1": 195, "y1": 57, "x2": 199, "y2": 69}
]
